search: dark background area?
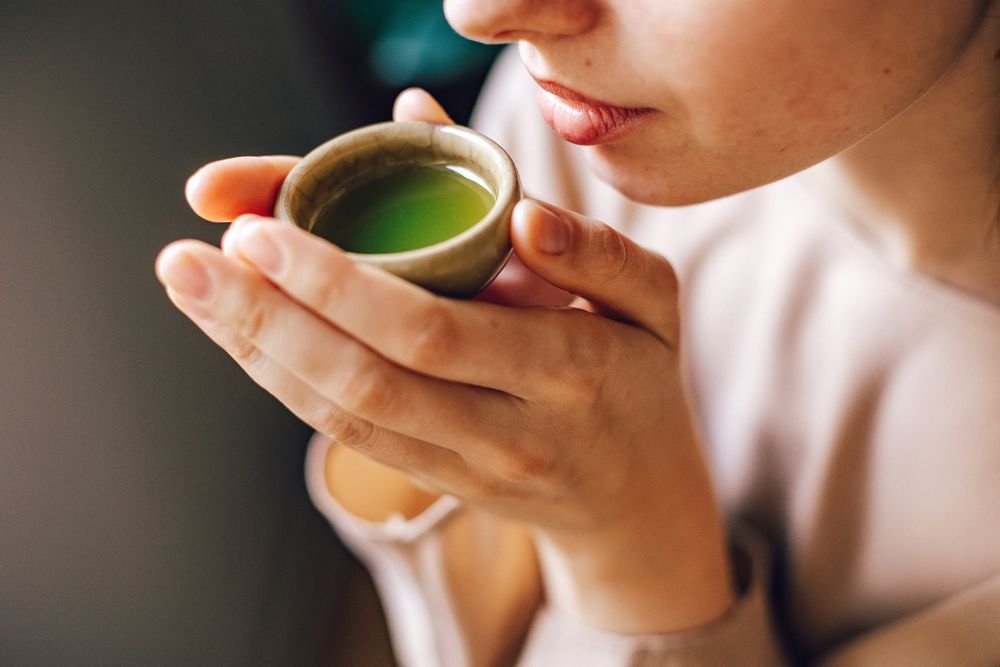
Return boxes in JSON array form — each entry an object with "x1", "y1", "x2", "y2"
[{"x1": 0, "y1": 1, "x2": 497, "y2": 663}]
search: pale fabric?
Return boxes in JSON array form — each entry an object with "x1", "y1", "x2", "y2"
[
  {"x1": 306, "y1": 48, "x2": 1000, "y2": 665},
  {"x1": 305, "y1": 437, "x2": 465, "y2": 667}
]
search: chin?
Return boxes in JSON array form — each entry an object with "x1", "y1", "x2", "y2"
[
  {"x1": 586, "y1": 150, "x2": 721, "y2": 207},
  {"x1": 586, "y1": 143, "x2": 803, "y2": 208}
]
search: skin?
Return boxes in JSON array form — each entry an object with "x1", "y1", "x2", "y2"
[
  {"x1": 448, "y1": 1, "x2": 988, "y2": 200},
  {"x1": 447, "y1": 0, "x2": 1000, "y2": 302},
  {"x1": 159, "y1": 0, "x2": 1000, "y2": 660},
  {"x1": 168, "y1": 89, "x2": 733, "y2": 639}
]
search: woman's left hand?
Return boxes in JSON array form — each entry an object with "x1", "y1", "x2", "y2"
[{"x1": 156, "y1": 197, "x2": 733, "y2": 634}]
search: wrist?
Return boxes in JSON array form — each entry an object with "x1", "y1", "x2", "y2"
[{"x1": 533, "y1": 468, "x2": 734, "y2": 634}]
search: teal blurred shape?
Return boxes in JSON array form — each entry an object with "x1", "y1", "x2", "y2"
[{"x1": 342, "y1": 0, "x2": 499, "y2": 86}]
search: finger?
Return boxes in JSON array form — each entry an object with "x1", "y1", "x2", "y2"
[
  {"x1": 185, "y1": 155, "x2": 300, "y2": 222},
  {"x1": 227, "y1": 216, "x2": 578, "y2": 398},
  {"x1": 392, "y1": 87, "x2": 454, "y2": 124},
  {"x1": 510, "y1": 200, "x2": 680, "y2": 345},
  {"x1": 164, "y1": 288, "x2": 470, "y2": 484},
  {"x1": 155, "y1": 240, "x2": 527, "y2": 456}
]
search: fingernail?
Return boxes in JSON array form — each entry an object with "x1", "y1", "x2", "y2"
[
  {"x1": 159, "y1": 247, "x2": 213, "y2": 303},
  {"x1": 531, "y1": 201, "x2": 570, "y2": 255},
  {"x1": 184, "y1": 170, "x2": 206, "y2": 206},
  {"x1": 239, "y1": 224, "x2": 285, "y2": 276}
]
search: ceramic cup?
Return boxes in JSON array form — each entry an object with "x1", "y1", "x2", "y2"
[{"x1": 274, "y1": 121, "x2": 521, "y2": 298}]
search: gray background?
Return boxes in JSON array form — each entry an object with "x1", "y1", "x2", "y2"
[{"x1": 1, "y1": 1, "x2": 398, "y2": 663}]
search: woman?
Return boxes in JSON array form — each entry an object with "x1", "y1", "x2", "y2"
[{"x1": 158, "y1": 1, "x2": 1000, "y2": 664}]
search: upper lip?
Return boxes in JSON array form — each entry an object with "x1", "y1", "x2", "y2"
[{"x1": 531, "y1": 77, "x2": 652, "y2": 112}]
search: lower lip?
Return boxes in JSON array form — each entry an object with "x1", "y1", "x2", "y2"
[{"x1": 536, "y1": 89, "x2": 655, "y2": 146}]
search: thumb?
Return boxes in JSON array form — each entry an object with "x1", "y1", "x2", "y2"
[
  {"x1": 393, "y1": 88, "x2": 454, "y2": 124},
  {"x1": 511, "y1": 199, "x2": 680, "y2": 345}
]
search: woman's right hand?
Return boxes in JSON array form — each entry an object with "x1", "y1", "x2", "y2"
[
  {"x1": 183, "y1": 89, "x2": 569, "y2": 523},
  {"x1": 183, "y1": 90, "x2": 453, "y2": 521},
  {"x1": 183, "y1": 90, "x2": 560, "y2": 524},
  {"x1": 183, "y1": 90, "x2": 543, "y2": 664}
]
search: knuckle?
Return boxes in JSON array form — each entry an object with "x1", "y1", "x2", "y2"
[
  {"x1": 310, "y1": 270, "x2": 344, "y2": 319},
  {"x1": 237, "y1": 298, "x2": 270, "y2": 342},
  {"x1": 565, "y1": 320, "x2": 608, "y2": 372},
  {"x1": 317, "y1": 405, "x2": 376, "y2": 450},
  {"x1": 535, "y1": 317, "x2": 603, "y2": 400},
  {"x1": 404, "y1": 300, "x2": 458, "y2": 368},
  {"x1": 562, "y1": 325, "x2": 617, "y2": 402},
  {"x1": 497, "y1": 444, "x2": 555, "y2": 484},
  {"x1": 229, "y1": 335, "x2": 265, "y2": 370},
  {"x1": 592, "y1": 224, "x2": 631, "y2": 281},
  {"x1": 466, "y1": 475, "x2": 503, "y2": 501},
  {"x1": 567, "y1": 363, "x2": 605, "y2": 403},
  {"x1": 338, "y1": 357, "x2": 395, "y2": 417}
]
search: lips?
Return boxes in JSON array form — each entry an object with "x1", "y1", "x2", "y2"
[{"x1": 533, "y1": 79, "x2": 655, "y2": 146}]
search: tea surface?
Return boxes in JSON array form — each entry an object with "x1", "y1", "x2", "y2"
[{"x1": 312, "y1": 165, "x2": 494, "y2": 254}]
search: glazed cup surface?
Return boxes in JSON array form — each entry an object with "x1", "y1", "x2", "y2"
[{"x1": 275, "y1": 121, "x2": 520, "y2": 298}]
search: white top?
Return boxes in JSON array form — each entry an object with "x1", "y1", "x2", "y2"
[{"x1": 306, "y1": 48, "x2": 1000, "y2": 666}]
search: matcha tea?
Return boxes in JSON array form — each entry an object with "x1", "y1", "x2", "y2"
[{"x1": 312, "y1": 164, "x2": 494, "y2": 254}]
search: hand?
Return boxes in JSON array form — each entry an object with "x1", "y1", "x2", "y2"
[
  {"x1": 180, "y1": 90, "x2": 545, "y2": 662},
  {"x1": 162, "y1": 90, "x2": 733, "y2": 634},
  {"x1": 181, "y1": 89, "x2": 567, "y2": 520}
]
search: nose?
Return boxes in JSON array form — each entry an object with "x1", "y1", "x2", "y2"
[{"x1": 444, "y1": 0, "x2": 599, "y2": 43}]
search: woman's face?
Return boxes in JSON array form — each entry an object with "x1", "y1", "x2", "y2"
[{"x1": 445, "y1": 0, "x2": 988, "y2": 205}]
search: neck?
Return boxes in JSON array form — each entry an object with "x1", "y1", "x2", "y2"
[{"x1": 801, "y1": 13, "x2": 1000, "y2": 306}]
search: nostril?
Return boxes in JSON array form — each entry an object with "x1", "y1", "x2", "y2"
[{"x1": 492, "y1": 30, "x2": 523, "y2": 41}]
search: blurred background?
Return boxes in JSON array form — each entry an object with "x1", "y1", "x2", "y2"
[{"x1": 1, "y1": 1, "x2": 499, "y2": 663}]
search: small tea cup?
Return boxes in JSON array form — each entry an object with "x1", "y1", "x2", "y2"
[{"x1": 274, "y1": 121, "x2": 521, "y2": 298}]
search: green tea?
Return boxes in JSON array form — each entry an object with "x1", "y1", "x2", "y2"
[{"x1": 311, "y1": 164, "x2": 494, "y2": 254}]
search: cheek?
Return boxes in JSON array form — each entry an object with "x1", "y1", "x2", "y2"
[
  {"x1": 597, "y1": 1, "x2": 977, "y2": 204},
  {"x1": 663, "y1": 16, "x2": 882, "y2": 161}
]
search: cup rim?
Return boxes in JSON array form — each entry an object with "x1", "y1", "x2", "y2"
[{"x1": 275, "y1": 120, "x2": 520, "y2": 262}]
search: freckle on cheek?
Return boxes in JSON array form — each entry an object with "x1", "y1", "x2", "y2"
[
  {"x1": 882, "y1": 67, "x2": 892, "y2": 75},
  {"x1": 584, "y1": 57, "x2": 592, "y2": 67}
]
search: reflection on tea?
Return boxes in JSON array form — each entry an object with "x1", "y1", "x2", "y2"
[{"x1": 312, "y1": 164, "x2": 494, "y2": 254}]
